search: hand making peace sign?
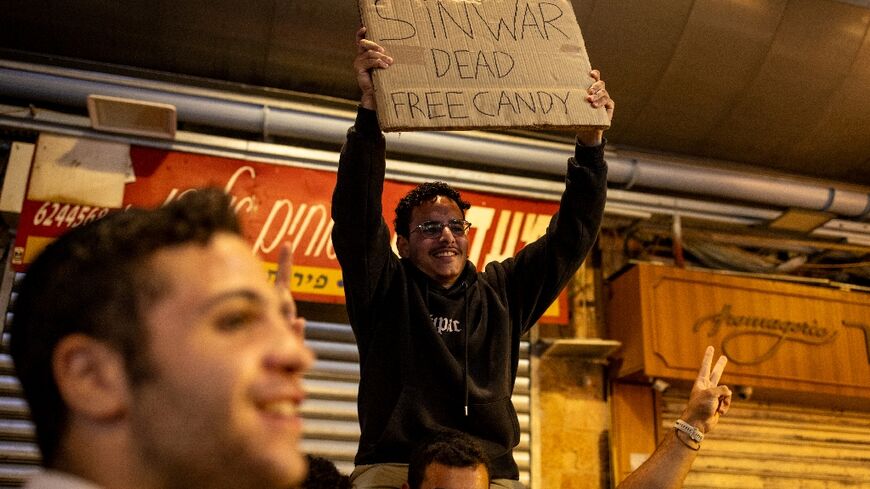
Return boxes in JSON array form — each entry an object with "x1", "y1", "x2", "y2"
[{"x1": 681, "y1": 346, "x2": 733, "y2": 435}]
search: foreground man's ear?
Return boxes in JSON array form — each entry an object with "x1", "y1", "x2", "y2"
[{"x1": 53, "y1": 334, "x2": 130, "y2": 420}]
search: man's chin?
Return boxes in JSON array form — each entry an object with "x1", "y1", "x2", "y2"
[
  {"x1": 251, "y1": 448, "x2": 308, "y2": 488},
  {"x1": 275, "y1": 459, "x2": 309, "y2": 488}
]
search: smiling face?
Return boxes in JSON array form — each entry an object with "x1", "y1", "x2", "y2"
[
  {"x1": 397, "y1": 196, "x2": 469, "y2": 289},
  {"x1": 128, "y1": 233, "x2": 314, "y2": 489}
]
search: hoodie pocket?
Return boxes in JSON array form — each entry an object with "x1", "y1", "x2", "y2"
[
  {"x1": 466, "y1": 396, "x2": 520, "y2": 457},
  {"x1": 374, "y1": 387, "x2": 452, "y2": 458}
]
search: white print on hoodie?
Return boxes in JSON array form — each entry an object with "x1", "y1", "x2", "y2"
[{"x1": 430, "y1": 315, "x2": 462, "y2": 334}]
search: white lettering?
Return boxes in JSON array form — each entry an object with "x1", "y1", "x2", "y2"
[
  {"x1": 431, "y1": 315, "x2": 462, "y2": 334},
  {"x1": 253, "y1": 200, "x2": 295, "y2": 255},
  {"x1": 484, "y1": 211, "x2": 551, "y2": 264},
  {"x1": 485, "y1": 210, "x2": 524, "y2": 263},
  {"x1": 465, "y1": 206, "x2": 496, "y2": 266},
  {"x1": 224, "y1": 166, "x2": 256, "y2": 215}
]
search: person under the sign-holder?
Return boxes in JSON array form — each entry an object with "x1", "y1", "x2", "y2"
[
  {"x1": 402, "y1": 430, "x2": 491, "y2": 489},
  {"x1": 331, "y1": 26, "x2": 611, "y2": 489}
]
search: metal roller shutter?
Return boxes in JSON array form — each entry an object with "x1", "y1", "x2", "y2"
[
  {"x1": 662, "y1": 389, "x2": 870, "y2": 488},
  {"x1": 0, "y1": 270, "x2": 41, "y2": 487}
]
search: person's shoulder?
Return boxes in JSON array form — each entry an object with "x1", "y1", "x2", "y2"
[{"x1": 478, "y1": 259, "x2": 512, "y2": 287}]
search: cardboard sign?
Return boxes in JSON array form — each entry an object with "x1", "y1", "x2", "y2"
[{"x1": 358, "y1": 0, "x2": 611, "y2": 132}]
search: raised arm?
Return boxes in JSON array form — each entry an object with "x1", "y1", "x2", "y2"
[
  {"x1": 502, "y1": 71, "x2": 612, "y2": 331},
  {"x1": 331, "y1": 27, "x2": 397, "y2": 339},
  {"x1": 617, "y1": 346, "x2": 732, "y2": 489}
]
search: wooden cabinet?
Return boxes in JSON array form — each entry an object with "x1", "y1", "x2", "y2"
[{"x1": 606, "y1": 263, "x2": 870, "y2": 409}]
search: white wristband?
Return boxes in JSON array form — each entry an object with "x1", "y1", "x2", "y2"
[{"x1": 674, "y1": 419, "x2": 704, "y2": 443}]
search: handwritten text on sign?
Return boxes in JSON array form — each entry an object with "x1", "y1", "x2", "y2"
[{"x1": 359, "y1": 0, "x2": 611, "y2": 131}]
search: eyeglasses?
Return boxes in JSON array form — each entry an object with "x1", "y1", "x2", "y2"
[{"x1": 410, "y1": 219, "x2": 472, "y2": 238}]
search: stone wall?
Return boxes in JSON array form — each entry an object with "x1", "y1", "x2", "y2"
[{"x1": 536, "y1": 260, "x2": 613, "y2": 489}]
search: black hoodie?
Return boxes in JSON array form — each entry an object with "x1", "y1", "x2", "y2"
[{"x1": 331, "y1": 107, "x2": 607, "y2": 480}]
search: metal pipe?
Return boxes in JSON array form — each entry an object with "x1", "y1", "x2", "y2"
[
  {"x1": 605, "y1": 156, "x2": 870, "y2": 217},
  {"x1": 1, "y1": 63, "x2": 868, "y2": 219}
]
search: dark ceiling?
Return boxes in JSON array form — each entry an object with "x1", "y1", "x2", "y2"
[{"x1": 2, "y1": 0, "x2": 869, "y2": 186}]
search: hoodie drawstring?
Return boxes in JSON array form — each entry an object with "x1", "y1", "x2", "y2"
[{"x1": 462, "y1": 280, "x2": 470, "y2": 417}]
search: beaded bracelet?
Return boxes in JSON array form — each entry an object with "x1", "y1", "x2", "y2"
[{"x1": 674, "y1": 427, "x2": 701, "y2": 451}]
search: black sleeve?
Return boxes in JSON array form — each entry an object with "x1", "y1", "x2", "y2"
[
  {"x1": 331, "y1": 108, "x2": 397, "y2": 339},
  {"x1": 496, "y1": 140, "x2": 608, "y2": 333}
]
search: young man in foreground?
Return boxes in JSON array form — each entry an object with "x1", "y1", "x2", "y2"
[{"x1": 11, "y1": 189, "x2": 314, "y2": 489}]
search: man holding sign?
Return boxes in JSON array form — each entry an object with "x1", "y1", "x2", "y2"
[{"x1": 333, "y1": 24, "x2": 611, "y2": 488}]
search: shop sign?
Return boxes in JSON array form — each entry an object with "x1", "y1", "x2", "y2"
[
  {"x1": 12, "y1": 134, "x2": 569, "y2": 322},
  {"x1": 607, "y1": 263, "x2": 870, "y2": 402},
  {"x1": 691, "y1": 304, "x2": 840, "y2": 365}
]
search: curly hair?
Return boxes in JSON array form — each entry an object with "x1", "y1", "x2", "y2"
[
  {"x1": 301, "y1": 455, "x2": 351, "y2": 489},
  {"x1": 9, "y1": 188, "x2": 240, "y2": 465},
  {"x1": 407, "y1": 430, "x2": 490, "y2": 489},
  {"x1": 394, "y1": 181, "x2": 471, "y2": 237}
]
